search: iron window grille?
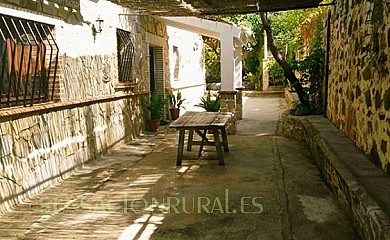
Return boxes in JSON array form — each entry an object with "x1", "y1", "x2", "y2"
[
  {"x1": 0, "y1": 14, "x2": 59, "y2": 109},
  {"x1": 117, "y1": 29, "x2": 134, "y2": 83}
]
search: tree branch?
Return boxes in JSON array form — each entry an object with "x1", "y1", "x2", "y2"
[{"x1": 260, "y1": 12, "x2": 308, "y2": 106}]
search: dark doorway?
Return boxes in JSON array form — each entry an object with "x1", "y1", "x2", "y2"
[{"x1": 149, "y1": 46, "x2": 156, "y2": 93}]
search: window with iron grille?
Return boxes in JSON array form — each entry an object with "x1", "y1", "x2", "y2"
[
  {"x1": 117, "y1": 29, "x2": 134, "y2": 83},
  {"x1": 0, "y1": 14, "x2": 59, "y2": 109}
]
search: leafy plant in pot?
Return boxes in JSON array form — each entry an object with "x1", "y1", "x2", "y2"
[
  {"x1": 195, "y1": 91, "x2": 220, "y2": 112},
  {"x1": 167, "y1": 90, "x2": 186, "y2": 120},
  {"x1": 143, "y1": 91, "x2": 168, "y2": 132}
]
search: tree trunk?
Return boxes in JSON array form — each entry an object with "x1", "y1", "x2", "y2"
[{"x1": 260, "y1": 12, "x2": 309, "y2": 106}]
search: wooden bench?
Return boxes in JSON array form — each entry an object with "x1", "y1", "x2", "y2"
[{"x1": 169, "y1": 111, "x2": 231, "y2": 166}]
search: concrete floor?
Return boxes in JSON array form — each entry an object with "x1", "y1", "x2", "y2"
[{"x1": 0, "y1": 97, "x2": 359, "y2": 240}]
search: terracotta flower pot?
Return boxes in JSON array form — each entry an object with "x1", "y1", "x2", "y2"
[
  {"x1": 149, "y1": 119, "x2": 160, "y2": 132},
  {"x1": 170, "y1": 108, "x2": 180, "y2": 120}
]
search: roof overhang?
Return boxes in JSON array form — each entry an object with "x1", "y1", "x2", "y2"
[{"x1": 108, "y1": 0, "x2": 323, "y2": 16}]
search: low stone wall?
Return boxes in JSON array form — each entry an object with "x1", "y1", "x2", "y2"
[
  {"x1": 242, "y1": 90, "x2": 285, "y2": 98},
  {"x1": 0, "y1": 93, "x2": 146, "y2": 214},
  {"x1": 278, "y1": 111, "x2": 390, "y2": 240},
  {"x1": 284, "y1": 89, "x2": 297, "y2": 109}
]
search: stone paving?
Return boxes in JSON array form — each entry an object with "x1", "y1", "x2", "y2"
[{"x1": 0, "y1": 97, "x2": 359, "y2": 239}]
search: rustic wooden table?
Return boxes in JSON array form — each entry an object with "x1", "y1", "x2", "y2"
[{"x1": 169, "y1": 111, "x2": 231, "y2": 166}]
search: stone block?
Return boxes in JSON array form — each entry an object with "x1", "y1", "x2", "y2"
[
  {"x1": 219, "y1": 91, "x2": 237, "y2": 114},
  {"x1": 226, "y1": 114, "x2": 236, "y2": 135}
]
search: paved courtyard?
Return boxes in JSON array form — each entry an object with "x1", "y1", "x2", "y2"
[{"x1": 0, "y1": 97, "x2": 359, "y2": 240}]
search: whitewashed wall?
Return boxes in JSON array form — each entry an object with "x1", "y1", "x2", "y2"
[{"x1": 167, "y1": 26, "x2": 206, "y2": 112}]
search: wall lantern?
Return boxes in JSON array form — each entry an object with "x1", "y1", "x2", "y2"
[{"x1": 92, "y1": 16, "x2": 104, "y2": 42}]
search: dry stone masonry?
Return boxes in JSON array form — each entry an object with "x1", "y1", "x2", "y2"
[
  {"x1": 327, "y1": 0, "x2": 390, "y2": 173},
  {"x1": 0, "y1": 95, "x2": 144, "y2": 214}
]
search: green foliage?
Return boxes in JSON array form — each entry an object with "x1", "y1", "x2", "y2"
[
  {"x1": 264, "y1": 9, "x2": 326, "y2": 115},
  {"x1": 269, "y1": 11, "x2": 301, "y2": 49},
  {"x1": 225, "y1": 14, "x2": 263, "y2": 36},
  {"x1": 143, "y1": 91, "x2": 168, "y2": 119},
  {"x1": 167, "y1": 90, "x2": 186, "y2": 109},
  {"x1": 291, "y1": 16, "x2": 325, "y2": 114},
  {"x1": 268, "y1": 60, "x2": 286, "y2": 86},
  {"x1": 195, "y1": 91, "x2": 220, "y2": 112},
  {"x1": 204, "y1": 37, "x2": 221, "y2": 83},
  {"x1": 269, "y1": 9, "x2": 323, "y2": 50},
  {"x1": 291, "y1": 101, "x2": 312, "y2": 116},
  {"x1": 223, "y1": 8, "x2": 326, "y2": 103},
  {"x1": 243, "y1": 72, "x2": 262, "y2": 90},
  {"x1": 224, "y1": 14, "x2": 264, "y2": 90}
]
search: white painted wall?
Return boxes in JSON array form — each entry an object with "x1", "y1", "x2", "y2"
[
  {"x1": 58, "y1": 0, "x2": 119, "y2": 57},
  {"x1": 166, "y1": 26, "x2": 205, "y2": 111},
  {"x1": 161, "y1": 17, "x2": 252, "y2": 92}
]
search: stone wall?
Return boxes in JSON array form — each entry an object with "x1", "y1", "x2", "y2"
[
  {"x1": 0, "y1": 0, "x2": 152, "y2": 213},
  {"x1": 328, "y1": 0, "x2": 390, "y2": 173},
  {"x1": 62, "y1": 54, "x2": 117, "y2": 99},
  {"x1": 278, "y1": 111, "x2": 390, "y2": 240},
  {"x1": 0, "y1": 94, "x2": 146, "y2": 214},
  {"x1": 141, "y1": 15, "x2": 167, "y2": 38},
  {"x1": 57, "y1": 1, "x2": 151, "y2": 100}
]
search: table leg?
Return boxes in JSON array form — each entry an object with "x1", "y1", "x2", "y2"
[
  {"x1": 177, "y1": 130, "x2": 186, "y2": 166},
  {"x1": 213, "y1": 128, "x2": 225, "y2": 165},
  {"x1": 198, "y1": 129, "x2": 207, "y2": 157},
  {"x1": 221, "y1": 127, "x2": 229, "y2": 152},
  {"x1": 187, "y1": 129, "x2": 194, "y2": 151}
]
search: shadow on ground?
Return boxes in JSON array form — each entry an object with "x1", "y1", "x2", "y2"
[{"x1": 0, "y1": 97, "x2": 358, "y2": 240}]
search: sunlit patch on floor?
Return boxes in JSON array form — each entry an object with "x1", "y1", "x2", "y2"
[
  {"x1": 118, "y1": 210, "x2": 166, "y2": 240},
  {"x1": 129, "y1": 174, "x2": 164, "y2": 186},
  {"x1": 63, "y1": 211, "x2": 111, "y2": 226},
  {"x1": 298, "y1": 195, "x2": 338, "y2": 223}
]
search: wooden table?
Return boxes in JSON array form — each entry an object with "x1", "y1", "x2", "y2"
[{"x1": 169, "y1": 111, "x2": 231, "y2": 166}]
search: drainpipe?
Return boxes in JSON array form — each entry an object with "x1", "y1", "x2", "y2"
[{"x1": 324, "y1": 10, "x2": 331, "y2": 118}]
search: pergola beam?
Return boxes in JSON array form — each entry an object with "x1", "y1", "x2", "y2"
[
  {"x1": 200, "y1": 2, "x2": 333, "y2": 16},
  {"x1": 159, "y1": 16, "x2": 252, "y2": 91},
  {"x1": 108, "y1": 0, "x2": 323, "y2": 16}
]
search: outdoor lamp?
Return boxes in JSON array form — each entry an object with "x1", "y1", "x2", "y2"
[
  {"x1": 95, "y1": 16, "x2": 104, "y2": 33},
  {"x1": 92, "y1": 16, "x2": 104, "y2": 42}
]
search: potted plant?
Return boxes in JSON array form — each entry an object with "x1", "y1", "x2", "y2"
[
  {"x1": 143, "y1": 91, "x2": 168, "y2": 132},
  {"x1": 195, "y1": 91, "x2": 220, "y2": 112},
  {"x1": 167, "y1": 90, "x2": 186, "y2": 120}
]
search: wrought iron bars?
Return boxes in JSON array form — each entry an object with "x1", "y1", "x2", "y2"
[
  {"x1": 0, "y1": 14, "x2": 59, "y2": 109},
  {"x1": 117, "y1": 29, "x2": 135, "y2": 83}
]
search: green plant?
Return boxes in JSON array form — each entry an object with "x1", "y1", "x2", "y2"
[
  {"x1": 268, "y1": 60, "x2": 286, "y2": 86},
  {"x1": 223, "y1": 14, "x2": 265, "y2": 91},
  {"x1": 204, "y1": 37, "x2": 221, "y2": 84},
  {"x1": 143, "y1": 91, "x2": 168, "y2": 119},
  {"x1": 291, "y1": 16, "x2": 325, "y2": 114},
  {"x1": 291, "y1": 101, "x2": 311, "y2": 116},
  {"x1": 195, "y1": 91, "x2": 220, "y2": 112},
  {"x1": 167, "y1": 90, "x2": 186, "y2": 109}
]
